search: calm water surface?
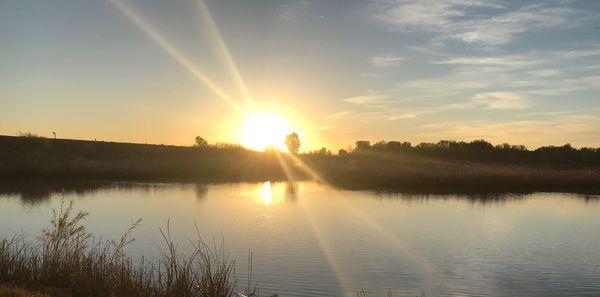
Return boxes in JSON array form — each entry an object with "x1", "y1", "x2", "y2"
[{"x1": 1, "y1": 181, "x2": 599, "y2": 296}]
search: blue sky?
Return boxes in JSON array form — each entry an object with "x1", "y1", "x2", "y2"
[{"x1": 1, "y1": 0, "x2": 599, "y2": 150}]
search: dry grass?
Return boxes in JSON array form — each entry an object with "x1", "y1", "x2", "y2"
[
  {"x1": 0, "y1": 284, "x2": 54, "y2": 297},
  {"x1": 0, "y1": 200, "x2": 238, "y2": 297}
]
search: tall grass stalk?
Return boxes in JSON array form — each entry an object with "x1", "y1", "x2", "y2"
[{"x1": 0, "y1": 200, "x2": 237, "y2": 297}]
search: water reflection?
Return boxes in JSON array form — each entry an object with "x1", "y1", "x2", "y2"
[
  {"x1": 2, "y1": 180, "x2": 597, "y2": 207},
  {"x1": 1, "y1": 181, "x2": 600, "y2": 296},
  {"x1": 194, "y1": 183, "x2": 208, "y2": 201},
  {"x1": 285, "y1": 182, "x2": 298, "y2": 202},
  {"x1": 373, "y1": 191, "x2": 527, "y2": 206},
  {"x1": 0, "y1": 180, "x2": 111, "y2": 206},
  {"x1": 261, "y1": 181, "x2": 271, "y2": 205},
  {"x1": 370, "y1": 190, "x2": 600, "y2": 205}
]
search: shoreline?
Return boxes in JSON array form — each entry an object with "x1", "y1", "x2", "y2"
[{"x1": 1, "y1": 134, "x2": 599, "y2": 194}]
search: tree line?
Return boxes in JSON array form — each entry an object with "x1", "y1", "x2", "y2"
[
  {"x1": 303, "y1": 139, "x2": 600, "y2": 167},
  {"x1": 1, "y1": 134, "x2": 599, "y2": 191}
]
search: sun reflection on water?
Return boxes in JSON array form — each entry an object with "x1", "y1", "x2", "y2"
[{"x1": 261, "y1": 181, "x2": 272, "y2": 205}]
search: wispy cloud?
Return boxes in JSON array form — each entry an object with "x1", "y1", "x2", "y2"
[
  {"x1": 280, "y1": 0, "x2": 311, "y2": 20},
  {"x1": 374, "y1": 1, "x2": 579, "y2": 46},
  {"x1": 518, "y1": 110, "x2": 579, "y2": 117},
  {"x1": 412, "y1": 46, "x2": 600, "y2": 98},
  {"x1": 382, "y1": 92, "x2": 530, "y2": 121},
  {"x1": 471, "y1": 92, "x2": 531, "y2": 110},
  {"x1": 526, "y1": 69, "x2": 562, "y2": 78},
  {"x1": 329, "y1": 110, "x2": 355, "y2": 118},
  {"x1": 525, "y1": 75, "x2": 600, "y2": 96},
  {"x1": 375, "y1": 0, "x2": 504, "y2": 30},
  {"x1": 342, "y1": 94, "x2": 386, "y2": 105},
  {"x1": 386, "y1": 110, "x2": 435, "y2": 120},
  {"x1": 434, "y1": 56, "x2": 538, "y2": 68},
  {"x1": 394, "y1": 78, "x2": 489, "y2": 99},
  {"x1": 347, "y1": 44, "x2": 600, "y2": 126},
  {"x1": 434, "y1": 47, "x2": 600, "y2": 67},
  {"x1": 369, "y1": 55, "x2": 406, "y2": 68}
]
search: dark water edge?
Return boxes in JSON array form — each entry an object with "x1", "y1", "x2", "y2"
[
  {"x1": 2, "y1": 134, "x2": 600, "y2": 195},
  {"x1": 1, "y1": 178, "x2": 599, "y2": 207}
]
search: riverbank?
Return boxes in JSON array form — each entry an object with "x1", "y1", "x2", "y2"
[{"x1": 1, "y1": 135, "x2": 599, "y2": 193}]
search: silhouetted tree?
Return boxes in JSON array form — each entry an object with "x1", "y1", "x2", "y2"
[
  {"x1": 338, "y1": 149, "x2": 348, "y2": 156},
  {"x1": 385, "y1": 141, "x2": 402, "y2": 150},
  {"x1": 467, "y1": 139, "x2": 493, "y2": 150},
  {"x1": 317, "y1": 147, "x2": 331, "y2": 155},
  {"x1": 194, "y1": 136, "x2": 208, "y2": 148},
  {"x1": 285, "y1": 132, "x2": 301, "y2": 154},
  {"x1": 372, "y1": 141, "x2": 387, "y2": 150},
  {"x1": 355, "y1": 140, "x2": 371, "y2": 150}
]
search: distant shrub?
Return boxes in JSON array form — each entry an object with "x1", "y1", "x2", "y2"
[{"x1": 17, "y1": 132, "x2": 44, "y2": 138}]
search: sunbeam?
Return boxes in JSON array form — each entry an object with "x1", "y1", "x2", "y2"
[
  {"x1": 297, "y1": 193, "x2": 354, "y2": 297},
  {"x1": 324, "y1": 190, "x2": 467, "y2": 294},
  {"x1": 274, "y1": 150, "x2": 296, "y2": 182},
  {"x1": 111, "y1": 0, "x2": 246, "y2": 115},
  {"x1": 271, "y1": 150, "x2": 355, "y2": 294},
  {"x1": 274, "y1": 150, "x2": 362, "y2": 296},
  {"x1": 283, "y1": 152, "x2": 326, "y2": 183},
  {"x1": 105, "y1": 2, "x2": 463, "y2": 294},
  {"x1": 195, "y1": 0, "x2": 256, "y2": 110},
  {"x1": 274, "y1": 145, "x2": 463, "y2": 294},
  {"x1": 5, "y1": 0, "x2": 599, "y2": 296},
  {"x1": 273, "y1": 147, "x2": 458, "y2": 293}
]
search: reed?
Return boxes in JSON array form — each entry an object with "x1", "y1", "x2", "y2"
[{"x1": 0, "y1": 200, "x2": 238, "y2": 297}]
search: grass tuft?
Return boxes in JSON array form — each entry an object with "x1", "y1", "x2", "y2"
[{"x1": 0, "y1": 200, "x2": 237, "y2": 297}]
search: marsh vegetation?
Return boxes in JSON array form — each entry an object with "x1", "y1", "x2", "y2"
[
  {"x1": 1, "y1": 134, "x2": 598, "y2": 192},
  {"x1": 0, "y1": 201, "x2": 238, "y2": 297}
]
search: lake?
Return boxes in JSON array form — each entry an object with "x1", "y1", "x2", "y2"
[{"x1": 1, "y1": 181, "x2": 599, "y2": 296}]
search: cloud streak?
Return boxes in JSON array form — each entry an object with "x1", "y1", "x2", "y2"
[
  {"x1": 471, "y1": 92, "x2": 531, "y2": 110},
  {"x1": 369, "y1": 55, "x2": 406, "y2": 68},
  {"x1": 280, "y1": 0, "x2": 311, "y2": 20},
  {"x1": 342, "y1": 94, "x2": 386, "y2": 105},
  {"x1": 374, "y1": 0, "x2": 579, "y2": 46}
]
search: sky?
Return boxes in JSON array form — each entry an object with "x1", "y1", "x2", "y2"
[{"x1": 1, "y1": 0, "x2": 599, "y2": 151}]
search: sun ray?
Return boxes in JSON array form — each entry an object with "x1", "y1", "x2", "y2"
[
  {"x1": 271, "y1": 149, "x2": 354, "y2": 296},
  {"x1": 195, "y1": 0, "x2": 256, "y2": 110},
  {"x1": 324, "y1": 189, "x2": 464, "y2": 294},
  {"x1": 297, "y1": 193, "x2": 354, "y2": 296},
  {"x1": 274, "y1": 150, "x2": 296, "y2": 182},
  {"x1": 272, "y1": 148, "x2": 460, "y2": 294},
  {"x1": 111, "y1": 0, "x2": 246, "y2": 115},
  {"x1": 274, "y1": 147, "x2": 460, "y2": 294},
  {"x1": 283, "y1": 153, "x2": 326, "y2": 183}
]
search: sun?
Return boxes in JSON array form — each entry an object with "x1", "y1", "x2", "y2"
[{"x1": 241, "y1": 112, "x2": 292, "y2": 151}]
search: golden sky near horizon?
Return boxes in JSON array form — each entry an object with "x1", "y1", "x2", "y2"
[{"x1": 1, "y1": 0, "x2": 599, "y2": 151}]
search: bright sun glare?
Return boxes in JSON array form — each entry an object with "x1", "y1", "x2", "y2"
[{"x1": 241, "y1": 113, "x2": 292, "y2": 151}]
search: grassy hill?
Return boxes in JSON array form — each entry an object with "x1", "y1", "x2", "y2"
[{"x1": 1, "y1": 135, "x2": 599, "y2": 193}]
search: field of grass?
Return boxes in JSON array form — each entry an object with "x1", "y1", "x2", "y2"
[
  {"x1": 1, "y1": 134, "x2": 599, "y2": 193},
  {"x1": 0, "y1": 284, "x2": 53, "y2": 297},
  {"x1": 304, "y1": 152, "x2": 600, "y2": 193}
]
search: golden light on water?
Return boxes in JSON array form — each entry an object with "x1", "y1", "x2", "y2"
[{"x1": 261, "y1": 181, "x2": 272, "y2": 205}]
